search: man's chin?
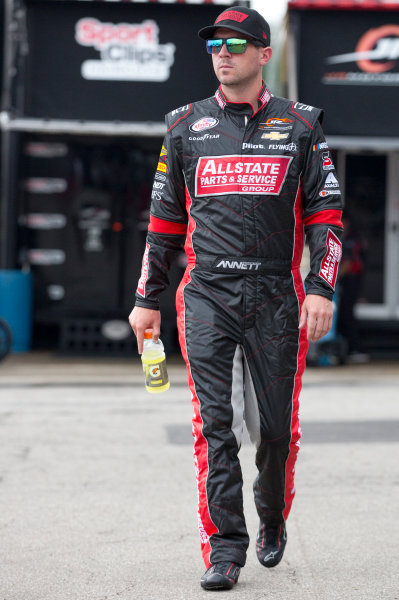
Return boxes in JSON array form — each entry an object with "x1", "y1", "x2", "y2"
[{"x1": 218, "y1": 75, "x2": 236, "y2": 86}]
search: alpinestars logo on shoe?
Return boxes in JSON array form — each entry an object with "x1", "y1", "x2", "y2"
[{"x1": 195, "y1": 155, "x2": 292, "y2": 196}]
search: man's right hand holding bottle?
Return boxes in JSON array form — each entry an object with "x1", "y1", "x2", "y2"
[{"x1": 129, "y1": 307, "x2": 161, "y2": 354}]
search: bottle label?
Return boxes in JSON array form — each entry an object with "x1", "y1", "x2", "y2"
[{"x1": 142, "y1": 356, "x2": 169, "y2": 391}]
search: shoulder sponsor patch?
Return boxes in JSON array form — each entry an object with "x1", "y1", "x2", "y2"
[
  {"x1": 151, "y1": 190, "x2": 162, "y2": 201},
  {"x1": 195, "y1": 154, "x2": 292, "y2": 197},
  {"x1": 319, "y1": 229, "x2": 342, "y2": 290},
  {"x1": 322, "y1": 151, "x2": 335, "y2": 171},
  {"x1": 313, "y1": 142, "x2": 328, "y2": 151},
  {"x1": 157, "y1": 161, "x2": 167, "y2": 173},
  {"x1": 189, "y1": 117, "x2": 219, "y2": 133},
  {"x1": 137, "y1": 243, "x2": 150, "y2": 297},
  {"x1": 293, "y1": 102, "x2": 314, "y2": 112},
  {"x1": 324, "y1": 172, "x2": 339, "y2": 188},
  {"x1": 160, "y1": 145, "x2": 167, "y2": 157},
  {"x1": 319, "y1": 189, "x2": 341, "y2": 197},
  {"x1": 171, "y1": 104, "x2": 190, "y2": 117}
]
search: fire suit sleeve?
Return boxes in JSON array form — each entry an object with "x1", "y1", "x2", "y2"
[
  {"x1": 301, "y1": 119, "x2": 344, "y2": 301},
  {"x1": 135, "y1": 128, "x2": 188, "y2": 310}
]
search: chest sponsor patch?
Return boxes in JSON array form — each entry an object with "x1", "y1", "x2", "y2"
[
  {"x1": 195, "y1": 155, "x2": 292, "y2": 197},
  {"x1": 319, "y1": 229, "x2": 342, "y2": 290},
  {"x1": 259, "y1": 118, "x2": 293, "y2": 130},
  {"x1": 190, "y1": 117, "x2": 219, "y2": 133},
  {"x1": 261, "y1": 131, "x2": 290, "y2": 141}
]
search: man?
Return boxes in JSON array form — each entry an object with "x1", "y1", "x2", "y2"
[{"x1": 129, "y1": 5, "x2": 343, "y2": 591}]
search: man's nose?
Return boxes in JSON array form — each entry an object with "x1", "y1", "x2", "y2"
[{"x1": 218, "y1": 42, "x2": 231, "y2": 58}]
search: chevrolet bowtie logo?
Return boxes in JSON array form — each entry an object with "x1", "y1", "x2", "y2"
[{"x1": 262, "y1": 131, "x2": 290, "y2": 141}]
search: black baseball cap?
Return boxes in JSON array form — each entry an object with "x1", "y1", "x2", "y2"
[{"x1": 198, "y1": 6, "x2": 271, "y2": 47}]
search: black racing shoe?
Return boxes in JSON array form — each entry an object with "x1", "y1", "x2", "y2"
[
  {"x1": 256, "y1": 522, "x2": 287, "y2": 568},
  {"x1": 200, "y1": 561, "x2": 241, "y2": 591}
]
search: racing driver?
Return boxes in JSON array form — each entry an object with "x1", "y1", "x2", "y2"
[{"x1": 129, "y1": 5, "x2": 343, "y2": 591}]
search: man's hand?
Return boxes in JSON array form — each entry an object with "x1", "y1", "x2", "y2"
[
  {"x1": 128, "y1": 306, "x2": 161, "y2": 354},
  {"x1": 298, "y1": 294, "x2": 333, "y2": 342}
]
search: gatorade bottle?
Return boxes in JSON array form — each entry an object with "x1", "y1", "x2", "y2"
[{"x1": 141, "y1": 330, "x2": 170, "y2": 393}]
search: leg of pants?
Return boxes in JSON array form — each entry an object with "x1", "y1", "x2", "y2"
[
  {"x1": 243, "y1": 270, "x2": 307, "y2": 526},
  {"x1": 176, "y1": 267, "x2": 307, "y2": 567}
]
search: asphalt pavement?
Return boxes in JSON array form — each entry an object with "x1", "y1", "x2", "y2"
[{"x1": 0, "y1": 353, "x2": 398, "y2": 600}]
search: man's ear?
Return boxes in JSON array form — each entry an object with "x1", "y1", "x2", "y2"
[{"x1": 260, "y1": 46, "x2": 273, "y2": 67}]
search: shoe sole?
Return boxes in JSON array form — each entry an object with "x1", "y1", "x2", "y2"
[
  {"x1": 200, "y1": 577, "x2": 236, "y2": 591},
  {"x1": 201, "y1": 583, "x2": 235, "y2": 591}
]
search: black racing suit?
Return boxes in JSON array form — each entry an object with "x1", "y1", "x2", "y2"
[{"x1": 135, "y1": 82, "x2": 343, "y2": 568}]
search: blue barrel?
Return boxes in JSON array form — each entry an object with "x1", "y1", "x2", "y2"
[{"x1": 0, "y1": 270, "x2": 33, "y2": 352}]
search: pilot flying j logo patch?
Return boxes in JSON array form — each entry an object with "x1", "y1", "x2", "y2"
[
  {"x1": 195, "y1": 155, "x2": 293, "y2": 196},
  {"x1": 319, "y1": 229, "x2": 342, "y2": 290}
]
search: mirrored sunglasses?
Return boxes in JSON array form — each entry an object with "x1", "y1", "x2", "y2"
[{"x1": 206, "y1": 38, "x2": 262, "y2": 54}]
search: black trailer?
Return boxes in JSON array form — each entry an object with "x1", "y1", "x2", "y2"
[
  {"x1": 287, "y1": 0, "x2": 399, "y2": 356},
  {"x1": 0, "y1": 0, "x2": 246, "y2": 354}
]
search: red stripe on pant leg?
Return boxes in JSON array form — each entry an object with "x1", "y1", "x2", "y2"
[
  {"x1": 283, "y1": 283, "x2": 308, "y2": 521},
  {"x1": 175, "y1": 186, "x2": 218, "y2": 568},
  {"x1": 283, "y1": 180, "x2": 308, "y2": 521}
]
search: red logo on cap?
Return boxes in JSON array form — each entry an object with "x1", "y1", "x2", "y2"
[
  {"x1": 215, "y1": 11, "x2": 249, "y2": 24},
  {"x1": 263, "y1": 31, "x2": 267, "y2": 40}
]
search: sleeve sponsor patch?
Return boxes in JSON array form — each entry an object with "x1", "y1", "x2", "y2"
[
  {"x1": 319, "y1": 229, "x2": 342, "y2": 290},
  {"x1": 322, "y1": 151, "x2": 335, "y2": 171},
  {"x1": 157, "y1": 161, "x2": 167, "y2": 173},
  {"x1": 137, "y1": 242, "x2": 150, "y2": 297}
]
